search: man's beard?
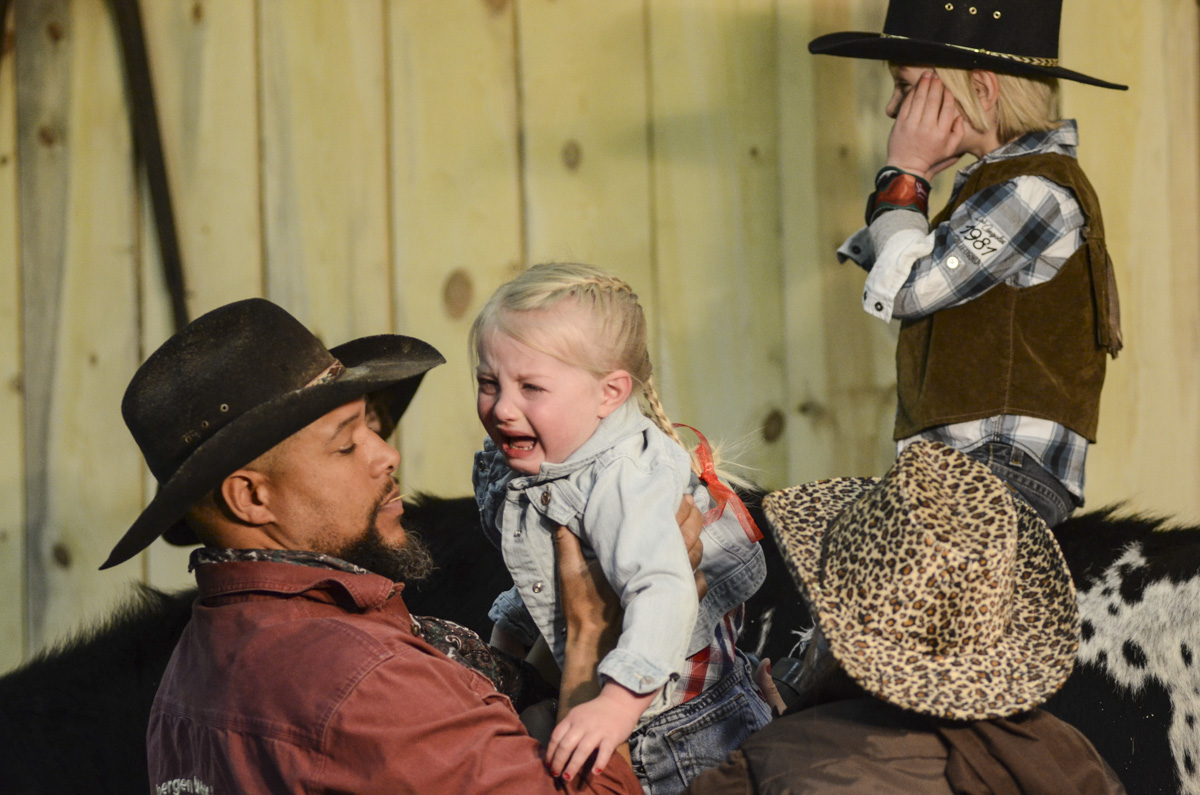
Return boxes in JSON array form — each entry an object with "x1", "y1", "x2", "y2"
[{"x1": 333, "y1": 488, "x2": 436, "y2": 582}]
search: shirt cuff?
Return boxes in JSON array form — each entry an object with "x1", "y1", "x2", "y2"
[
  {"x1": 596, "y1": 648, "x2": 675, "y2": 695},
  {"x1": 862, "y1": 220, "x2": 933, "y2": 322},
  {"x1": 836, "y1": 227, "x2": 874, "y2": 271}
]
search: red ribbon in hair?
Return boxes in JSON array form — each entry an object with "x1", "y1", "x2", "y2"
[{"x1": 674, "y1": 424, "x2": 763, "y2": 543}]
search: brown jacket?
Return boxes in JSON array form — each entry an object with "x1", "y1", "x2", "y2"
[
  {"x1": 686, "y1": 697, "x2": 1125, "y2": 794},
  {"x1": 148, "y1": 559, "x2": 642, "y2": 794}
]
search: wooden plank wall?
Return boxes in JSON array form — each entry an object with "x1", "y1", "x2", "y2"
[{"x1": 0, "y1": 0, "x2": 1196, "y2": 666}]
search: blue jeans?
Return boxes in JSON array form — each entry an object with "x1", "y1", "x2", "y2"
[
  {"x1": 967, "y1": 442, "x2": 1075, "y2": 528},
  {"x1": 628, "y1": 650, "x2": 772, "y2": 794}
]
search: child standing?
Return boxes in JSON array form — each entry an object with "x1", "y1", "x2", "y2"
[
  {"x1": 471, "y1": 263, "x2": 770, "y2": 793},
  {"x1": 810, "y1": 0, "x2": 1126, "y2": 527}
]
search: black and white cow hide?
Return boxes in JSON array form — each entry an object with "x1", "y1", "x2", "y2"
[
  {"x1": 0, "y1": 495, "x2": 1195, "y2": 794},
  {"x1": 1043, "y1": 507, "x2": 1200, "y2": 795}
]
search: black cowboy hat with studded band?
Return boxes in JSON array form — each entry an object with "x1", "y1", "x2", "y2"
[
  {"x1": 809, "y1": 0, "x2": 1127, "y2": 90},
  {"x1": 101, "y1": 298, "x2": 445, "y2": 570}
]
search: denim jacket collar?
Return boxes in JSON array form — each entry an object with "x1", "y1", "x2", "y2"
[{"x1": 526, "y1": 400, "x2": 652, "y2": 484}]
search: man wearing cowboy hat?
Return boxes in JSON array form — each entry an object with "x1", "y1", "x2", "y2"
[
  {"x1": 104, "y1": 298, "x2": 659, "y2": 793},
  {"x1": 687, "y1": 441, "x2": 1125, "y2": 793},
  {"x1": 816, "y1": 0, "x2": 1126, "y2": 530}
]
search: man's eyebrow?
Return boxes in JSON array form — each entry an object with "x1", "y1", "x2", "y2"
[{"x1": 329, "y1": 406, "x2": 363, "y2": 441}]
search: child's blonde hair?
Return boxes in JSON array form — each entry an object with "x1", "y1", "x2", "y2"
[
  {"x1": 891, "y1": 63, "x2": 1060, "y2": 144},
  {"x1": 469, "y1": 262, "x2": 688, "y2": 451}
]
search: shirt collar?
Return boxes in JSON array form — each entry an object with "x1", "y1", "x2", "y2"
[
  {"x1": 190, "y1": 546, "x2": 370, "y2": 575},
  {"x1": 954, "y1": 119, "x2": 1079, "y2": 189}
]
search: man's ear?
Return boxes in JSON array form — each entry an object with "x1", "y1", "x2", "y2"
[
  {"x1": 219, "y1": 469, "x2": 275, "y2": 526},
  {"x1": 597, "y1": 370, "x2": 633, "y2": 418},
  {"x1": 971, "y1": 69, "x2": 1001, "y2": 113}
]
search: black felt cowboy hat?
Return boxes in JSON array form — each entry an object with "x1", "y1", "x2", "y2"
[
  {"x1": 100, "y1": 298, "x2": 445, "y2": 570},
  {"x1": 809, "y1": 0, "x2": 1127, "y2": 90}
]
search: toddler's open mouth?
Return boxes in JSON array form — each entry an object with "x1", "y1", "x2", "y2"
[{"x1": 503, "y1": 434, "x2": 537, "y2": 452}]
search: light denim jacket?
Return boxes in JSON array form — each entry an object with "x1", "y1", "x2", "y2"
[{"x1": 473, "y1": 401, "x2": 766, "y2": 709}]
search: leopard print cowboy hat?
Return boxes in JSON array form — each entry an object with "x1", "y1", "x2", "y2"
[{"x1": 763, "y1": 440, "x2": 1079, "y2": 720}]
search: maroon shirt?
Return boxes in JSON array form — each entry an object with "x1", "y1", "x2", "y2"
[{"x1": 148, "y1": 559, "x2": 641, "y2": 793}]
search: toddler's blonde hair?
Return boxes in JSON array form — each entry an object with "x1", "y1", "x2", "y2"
[
  {"x1": 469, "y1": 262, "x2": 688, "y2": 451},
  {"x1": 891, "y1": 63, "x2": 1060, "y2": 144}
]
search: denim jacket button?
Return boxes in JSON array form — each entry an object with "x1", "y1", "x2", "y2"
[
  {"x1": 533, "y1": 581, "x2": 544, "y2": 593},
  {"x1": 540, "y1": 490, "x2": 551, "y2": 506}
]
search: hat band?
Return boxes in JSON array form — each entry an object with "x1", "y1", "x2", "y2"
[
  {"x1": 880, "y1": 33, "x2": 1061, "y2": 68},
  {"x1": 305, "y1": 360, "x2": 345, "y2": 387}
]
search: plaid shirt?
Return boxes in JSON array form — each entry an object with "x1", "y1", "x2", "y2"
[
  {"x1": 668, "y1": 605, "x2": 744, "y2": 707},
  {"x1": 838, "y1": 122, "x2": 1090, "y2": 502}
]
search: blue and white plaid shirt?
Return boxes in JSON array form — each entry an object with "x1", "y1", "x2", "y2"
[{"x1": 838, "y1": 121, "x2": 1090, "y2": 502}]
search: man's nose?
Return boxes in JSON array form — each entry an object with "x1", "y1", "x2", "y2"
[{"x1": 369, "y1": 433, "x2": 400, "y2": 477}]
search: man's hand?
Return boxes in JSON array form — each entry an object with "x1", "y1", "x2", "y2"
[
  {"x1": 677, "y1": 495, "x2": 707, "y2": 599},
  {"x1": 550, "y1": 495, "x2": 708, "y2": 775},
  {"x1": 886, "y1": 70, "x2": 965, "y2": 180}
]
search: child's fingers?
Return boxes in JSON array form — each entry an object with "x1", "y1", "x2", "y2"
[
  {"x1": 560, "y1": 734, "x2": 601, "y2": 782},
  {"x1": 589, "y1": 741, "x2": 617, "y2": 778},
  {"x1": 902, "y1": 70, "x2": 933, "y2": 121},
  {"x1": 937, "y1": 79, "x2": 960, "y2": 130},
  {"x1": 546, "y1": 721, "x2": 575, "y2": 774}
]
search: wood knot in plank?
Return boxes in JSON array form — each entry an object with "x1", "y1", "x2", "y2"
[
  {"x1": 442, "y1": 268, "x2": 474, "y2": 320},
  {"x1": 562, "y1": 140, "x2": 582, "y2": 171},
  {"x1": 761, "y1": 408, "x2": 785, "y2": 443},
  {"x1": 52, "y1": 542, "x2": 72, "y2": 569}
]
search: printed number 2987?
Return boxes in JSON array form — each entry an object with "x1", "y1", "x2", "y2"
[{"x1": 961, "y1": 224, "x2": 997, "y2": 254}]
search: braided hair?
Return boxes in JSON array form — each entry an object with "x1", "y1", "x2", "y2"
[{"x1": 469, "y1": 262, "x2": 688, "y2": 451}]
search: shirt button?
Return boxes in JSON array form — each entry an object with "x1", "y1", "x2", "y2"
[
  {"x1": 540, "y1": 490, "x2": 551, "y2": 506},
  {"x1": 874, "y1": 302, "x2": 884, "y2": 312},
  {"x1": 851, "y1": 245, "x2": 862, "y2": 254},
  {"x1": 533, "y1": 581, "x2": 544, "y2": 593},
  {"x1": 863, "y1": 290, "x2": 868, "y2": 301},
  {"x1": 946, "y1": 256, "x2": 961, "y2": 269}
]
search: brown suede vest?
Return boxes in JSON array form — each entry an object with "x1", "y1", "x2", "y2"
[{"x1": 894, "y1": 153, "x2": 1121, "y2": 443}]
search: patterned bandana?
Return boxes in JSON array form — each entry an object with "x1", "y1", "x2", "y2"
[{"x1": 189, "y1": 546, "x2": 369, "y2": 574}]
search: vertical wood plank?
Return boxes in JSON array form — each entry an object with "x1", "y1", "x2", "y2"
[
  {"x1": 517, "y1": 0, "x2": 655, "y2": 299},
  {"x1": 0, "y1": 3, "x2": 25, "y2": 669},
  {"x1": 139, "y1": 0, "x2": 263, "y2": 588},
  {"x1": 1062, "y1": 0, "x2": 1200, "y2": 521},
  {"x1": 780, "y1": 0, "x2": 895, "y2": 485},
  {"x1": 648, "y1": 0, "x2": 788, "y2": 487},
  {"x1": 17, "y1": 0, "x2": 145, "y2": 652},
  {"x1": 387, "y1": 0, "x2": 522, "y2": 497},
  {"x1": 259, "y1": 0, "x2": 391, "y2": 345}
]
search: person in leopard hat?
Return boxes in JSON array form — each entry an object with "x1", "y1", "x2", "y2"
[{"x1": 688, "y1": 441, "x2": 1125, "y2": 794}]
